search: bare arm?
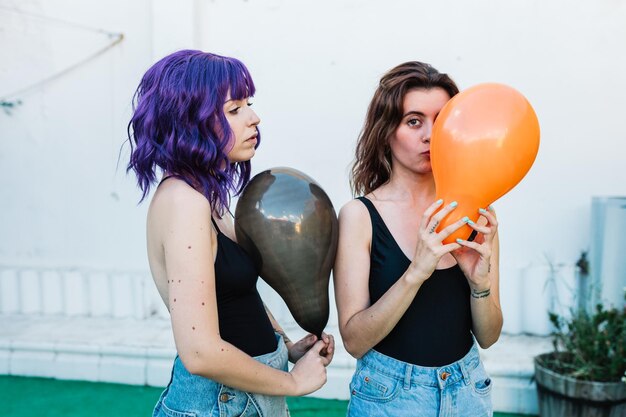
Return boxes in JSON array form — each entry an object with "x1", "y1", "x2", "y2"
[
  {"x1": 453, "y1": 207, "x2": 503, "y2": 348},
  {"x1": 333, "y1": 200, "x2": 422, "y2": 358},
  {"x1": 469, "y1": 231, "x2": 502, "y2": 348},
  {"x1": 334, "y1": 199, "x2": 464, "y2": 358},
  {"x1": 161, "y1": 184, "x2": 327, "y2": 396}
]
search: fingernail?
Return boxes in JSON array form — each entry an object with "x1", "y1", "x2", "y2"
[
  {"x1": 479, "y1": 208, "x2": 487, "y2": 214},
  {"x1": 468, "y1": 219, "x2": 475, "y2": 225},
  {"x1": 456, "y1": 238, "x2": 464, "y2": 243},
  {"x1": 436, "y1": 199, "x2": 443, "y2": 205},
  {"x1": 450, "y1": 201, "x2": 458, "y2": 208},
  {"x1": 462, "y1": 216, "x2": 470, "y2": 223},
  {"x1": 488, "y1": 205, "x2": 494, "y2": 211}
]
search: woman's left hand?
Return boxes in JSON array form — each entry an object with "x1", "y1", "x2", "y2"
[
  {"x1": 452, "y1": 206, "x2": 498, "y2": 291},
  {"x1": 288, "y1": 332, "x2": 335, "y2": 364}
]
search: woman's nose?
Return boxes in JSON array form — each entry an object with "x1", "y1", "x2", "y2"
[
  {"x1": 422, "y1": 123, "x2": 432, "y2": 142},
  {"x1": 249, "y1": 108, "x2": 260, "y2": 126}
]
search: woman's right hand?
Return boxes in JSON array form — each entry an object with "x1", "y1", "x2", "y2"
[
  {"x1": 288, "y1": 339, "x2": 330, "y2": 395},
  {"x1": 408, "y1": 200, "x2": 466, "y2": 284}
]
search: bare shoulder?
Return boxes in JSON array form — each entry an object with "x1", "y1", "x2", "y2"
[
  {"x1": 150, "y1": 179, "x2": 211, "y2": 218},
  {"x1": 147, "y1": 179, "x2": 214, "y2": 241},
  {"x1": 337, "y1": 198, "x2": 372, "y2": 245},
  {"x1": 154, "y1": 178, "x2": 208, "y2": 207},
  {"x1": 339, "y1": 198, "x2": 369, "y2": 223}
]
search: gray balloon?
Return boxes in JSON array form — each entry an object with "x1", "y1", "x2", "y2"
[{"x1": 235, "y1": 167, "x2": 338, "y2": 337}]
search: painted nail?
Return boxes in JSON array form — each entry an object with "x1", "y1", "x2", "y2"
[
  {"x1": 488, "y1": 205, "x2": 494, "y2": 211},
  {"x1": 436, "y1": 199, "x2": 444, "y2": 205},
  {"x1": 456, "y1": 238, "x2": 464, "y2": 243},
  {"x1": 479, "y1": 208, "x2": 488, "y2": 214},
  {"x1": 468, "y1": 219, "x2": 475, "y2": 225},
  {"x1": 450, "y1": 201, "x2": 458, "y2": 208},
  {"x1": 462, "y1": 216, "x2": 470, "y2": 223}
]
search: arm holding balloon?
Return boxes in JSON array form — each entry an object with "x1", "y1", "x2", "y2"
[
  {"x1": 452, "y1": 206, "x2": 503, "y2": 348},
  {"x1": 335, "y1": 199, "x2": 465, "y2": 359},
  {"x1": 161, "y1": 183, "x2": 329, "y2": 396},
  {"x1": 264, "y1": 304, "x2": 335, "y2": 364}
]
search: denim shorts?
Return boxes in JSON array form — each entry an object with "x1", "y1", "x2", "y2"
[
  {"x1": 153, "y1": 333, "x2": 290, "y2": 417},
  {"x1": 347, "y1": 342, "x2": 493, "y2": 417}
]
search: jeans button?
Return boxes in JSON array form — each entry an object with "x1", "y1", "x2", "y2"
[
  {"x1": 219, "y1": 393, "x2": 230, "y2": 402},
  {"x1": 440, "y1": 371, "x2": 451, "y2": 381}
]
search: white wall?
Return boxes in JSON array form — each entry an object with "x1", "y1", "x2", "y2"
[
  {"x1": 0, "y1": 0, "x2": 153, "y2": 271},
  {"x1": 1, "y1": 0, "x2": 625, "y2": 333}
]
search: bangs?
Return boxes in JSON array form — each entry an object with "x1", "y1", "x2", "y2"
[{"x1": 227, "y1": 58, "x2": 256, "y2": 100}]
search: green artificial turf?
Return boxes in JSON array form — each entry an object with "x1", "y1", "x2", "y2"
[{"x1": 0, "y1": 376, "x2": 534, "y2": 416}]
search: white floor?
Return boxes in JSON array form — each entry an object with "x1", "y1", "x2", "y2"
[{"x1": 0, "y1": 314, "x2": 551, "y2": 415}]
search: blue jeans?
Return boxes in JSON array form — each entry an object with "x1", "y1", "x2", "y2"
[
  {"x1": 347, "y1": 342, "x2": 493, "y2": 417},
  {"x1": 153, "y1": 333, "x2": 290, "y2": 417}
]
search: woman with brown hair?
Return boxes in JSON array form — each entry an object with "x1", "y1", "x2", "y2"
[{"x1": 334, "y1": 61, "x2": 502, "y2": 416}]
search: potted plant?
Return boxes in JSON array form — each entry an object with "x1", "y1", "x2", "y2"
[{"x1": 533, "y1": 286, "x2": 626, "y2": 417}]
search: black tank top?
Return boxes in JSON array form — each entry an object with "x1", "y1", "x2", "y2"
[
  {"x1": 358, "y1": 197, "x2": 473, "y2": 366},
  {"x1": 211, "y1": 218, "x2": 277, "y2": 356}
]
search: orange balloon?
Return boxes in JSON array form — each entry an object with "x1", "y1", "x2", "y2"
[{"x1": 430, "y1": 83, "x2": 540, "y2": 244}]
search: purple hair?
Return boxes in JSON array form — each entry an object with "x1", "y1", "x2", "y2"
[{"x1": 127, "y1": 50, "x2": 259, "y2": 214}]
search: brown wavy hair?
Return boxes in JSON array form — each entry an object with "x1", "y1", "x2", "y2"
[{"x1": 350, "y1": 62, "x2": 459, "y2": 196}]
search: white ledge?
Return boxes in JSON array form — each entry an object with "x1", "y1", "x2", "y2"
[{"x1": 0, "y1": 314, "x2": 548, "y2": 414}]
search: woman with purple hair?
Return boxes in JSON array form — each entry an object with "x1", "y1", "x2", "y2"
[{"x1": 127, "y1": 50, "x2": 334, "y2": 417}]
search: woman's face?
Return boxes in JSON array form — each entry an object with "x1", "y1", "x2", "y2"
[
  {"x1": 223, "y1": 95, "x2": 260, "y2": 163},
  {"x1": 389, "y1": 87, "x2": 450, "y2": 174}
]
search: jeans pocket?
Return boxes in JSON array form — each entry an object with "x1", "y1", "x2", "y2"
[
  {"x1": 350, "y1": 367, "x2": 400, "y2": 403},
  {"x1": 218, "y1": 385, "x2": 261, "y2": 417},
  {"x1": 469, "y1": 362, "x2": 493, "y2": 397},
  {"x1": 158, "y1": 400, "x2": 197, "y2": 417}
]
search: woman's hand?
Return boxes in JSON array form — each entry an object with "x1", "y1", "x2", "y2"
[
  {"x1": 288, "y1": 332, "x2": 335, "y2": 364},
  {"x1": 452, "y1": 206, "x2": 499, "y2": 291},
  {"x1": 407, "y1": 200, "x2": 465, "y2": 284},
  {"x1": 288, "y1": 339, "x2": 330, "y2": 395},
  {"x1": 319, "y1": 333, "x2": 335, "y2": 365}
]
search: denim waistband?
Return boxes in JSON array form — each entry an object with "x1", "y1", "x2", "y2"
[
  {"x1": 162, "y1": 332, "x2": 288, "y2": 411},
  {"x1": 359, "y1": 342, "x2": 481, "y2": 390}
]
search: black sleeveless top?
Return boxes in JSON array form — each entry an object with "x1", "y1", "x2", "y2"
[
  {"x1": 358, "y1": 197, "x2": 473, "y2": 366},
  {"x1": 211, "y1": 218, "x2": 277, "y2": 356}
]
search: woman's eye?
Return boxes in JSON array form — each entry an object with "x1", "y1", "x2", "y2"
[
  {"x1": 407, "y1": 118, "x2": 421, "y2": 127},
  {"x1": 247, "y1": 101, "x2": 254, "y2": 107},
  {"x1": 229, "y1": 107, "x2": 241, "y2": 114}
]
